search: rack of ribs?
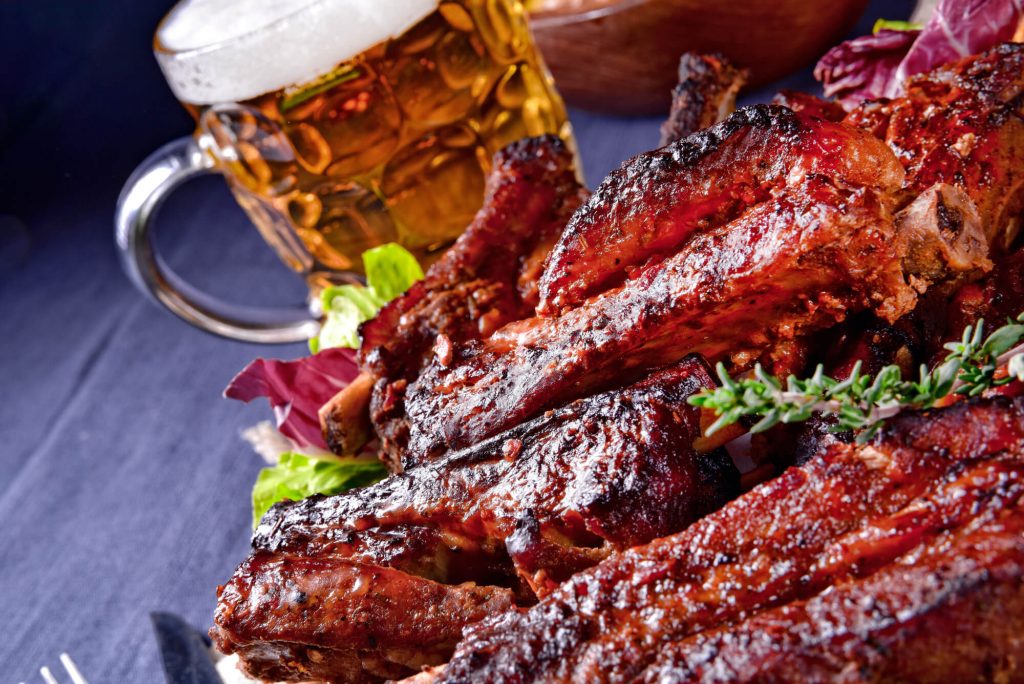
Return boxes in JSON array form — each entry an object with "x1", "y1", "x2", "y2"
[
  {"x1": 400, "y1": 46, "x2": 1024, "y2": 462},
  {"x1": 434, "y1": 393, "x2": 1024, "y2": 683},
  {"x1": 401, "y1": 106, "x2": 926, "y2": 461},
  {"x1": 214, "y1": 45, "x2": 1024, "y2": 684},
  {"x1": 212, "y1": 357, "x2": 740, "y2": 682}
]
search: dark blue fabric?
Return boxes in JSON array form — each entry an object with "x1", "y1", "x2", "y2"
[
  {"x1": 0, "y1": 1, "x2": 911, "y2": 681},
  {"x1": 151, "y1": 613, "x2": 223, "y2": 684}
]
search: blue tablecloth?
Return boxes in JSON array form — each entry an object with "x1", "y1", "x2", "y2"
[{"x1": 0, "y1": 1, "x2": 910, "y2": 680}]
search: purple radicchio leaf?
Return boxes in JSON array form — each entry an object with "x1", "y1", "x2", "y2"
[
  {"x1": 894, "y1": 0, "x2": 1024, "y2": 88},
  {"x1": 815, "y1": 0, "x2": 1023, "y2": 109},
  {"x1": 814, "y1": 29, "x2": 920, "y2": 108},
  {"x1": 224, "y1": 347, "x2": 359, "y2": 450}
]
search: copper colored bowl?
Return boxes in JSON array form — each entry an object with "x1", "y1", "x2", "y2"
[{"x1": 530, "y1": 0, "x2": 869, "y2": 114}]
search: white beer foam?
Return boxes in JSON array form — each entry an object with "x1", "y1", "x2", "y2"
[{"x1": 156, "y1": 0, "x2": 439, "y2": 104}]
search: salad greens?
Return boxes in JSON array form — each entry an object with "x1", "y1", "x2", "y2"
[
  {"x1": 311, "y1": 243, "x2": 424, "y2": 352},
  {"x1": 252, "y1": 452, "x2": 387, "y2": 528},
  {"x1": 363, "y1": 242, "x2": 425, "y2": 302},
  {"x1": 231, "y1": 243, "x2": 424, "y2": 526},
  {"x1": 815, "y1": 0, "x2": 1024, "y2": 107}
]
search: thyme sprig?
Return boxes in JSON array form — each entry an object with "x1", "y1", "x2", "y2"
[{"x1": 689, "y1": 313, "x2": 1024, "y2": 443}]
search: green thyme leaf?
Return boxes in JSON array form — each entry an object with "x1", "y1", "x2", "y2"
[{"x1": 688, "y1": 311, "x2": 1024, "y2": 441}]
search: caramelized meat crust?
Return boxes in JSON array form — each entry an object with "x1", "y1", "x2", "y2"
[
  {"x1": 659, "y1": 53, "x2": 748, "y2": 146},
  {"x1": 643, "y1": 512, "x2": 1024, "y2": 683},
  {"x1": 404, "y1": 174, "x2": 915, "y2": 460},
  {"x1": 259, "y1": 357, "x2": 736, "y2": 594},
  {"x1": 539, "y1": 105, "x2": 905, "y2": 315},
  {"x1": 211, "y1": 554, "x2": 515, "y2": 684},
  {"x1": 771, "y1": 89, "x2": 847, "y2": 122},
  {"x1": 344, "y1": 135, "x2": 586, "y2": 463},
  {"x1": 436, "y1": 397, "x2": 1024, "y2": 684},
  {"x1": 214, "y1": 358, "x2": 739, "y2": 682},
  {"x1": 848, "y1": 43, "x2": 1024, "y2": 248}
]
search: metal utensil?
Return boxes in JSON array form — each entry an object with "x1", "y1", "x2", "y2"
[
  {"x1": 151, "y1": 612, "x2": 224, "y2": 684},
  {"x1": 20, "y1": 653, "x2": 90, "y2": 684}
]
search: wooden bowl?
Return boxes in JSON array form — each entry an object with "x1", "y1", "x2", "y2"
[{"x1": 529, "y1": 0, "x2": 869, "y2": 114}]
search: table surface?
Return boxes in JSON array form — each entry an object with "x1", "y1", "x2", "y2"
[{"x1": 0, "y1": 1, "x2": 909, "y2": 681}]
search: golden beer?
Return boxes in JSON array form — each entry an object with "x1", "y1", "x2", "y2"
[{"x1": 155, "y1": 0, "x2": 574, "y2": 284}]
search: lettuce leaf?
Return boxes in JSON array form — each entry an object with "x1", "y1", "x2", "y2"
[
  {"x1": 313, "y1": 285, "x2": 384, "y2": 352},
  {"x1": 224, "y1": 347, "x2": 360, "y2": 450},
  {"x1": 252, "y1": 452, "x2": 387, "y2": 528},
  {"x1": 815, "y1": 0, "x2": 1023, "y2": 109},
  {"x1": 312, "y1": 243, "x2": 424, "y2": 353},
  {"x1": 363, "y1": 242, "x2": 425, "y2": 303}
]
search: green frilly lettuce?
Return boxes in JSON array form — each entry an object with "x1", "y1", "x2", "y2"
[
  {"x1": 252, "y1": 452, "x2": 387, "y2": 528},
  {"x1": 310, "y1": 243, "x2": 424, "y2": 353}
]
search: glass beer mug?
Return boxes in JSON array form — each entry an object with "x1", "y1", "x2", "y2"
[{"x1": 115, "y1": 0, "x2": 574, "y2": 343}]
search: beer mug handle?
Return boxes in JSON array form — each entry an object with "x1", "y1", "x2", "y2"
[{"x1": 114, "y1": 136, "x2": 321, "y2": 344}]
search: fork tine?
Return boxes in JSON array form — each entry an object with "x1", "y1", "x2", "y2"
[
  {"x1": 39, "y1": 667, "x2": 59, "y2": 684},
  {"x1": 60, "y1": 654, "x2": 90, "y2": 684}
]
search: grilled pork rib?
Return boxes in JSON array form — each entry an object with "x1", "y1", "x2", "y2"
[
  {"x1": 643, "y1": 506, "x2": 1024, "y2": 683},
  {"x1": 213, "y1": 554, "x2": 515, "y2": 683},
  {"x1": 539, "y1": 106, "x2": 905, "y2": 315},
  {"x1": 322, "y1": 136, "x2": 586, "y2": 463},
  {"x1": 213, "y1": 358, "x2": 739, "y2": 682},
  {"x1": 435, "y1": 396, "x2": 1024, "y2": 683},
  {"x1": 847, "y1": 43, "x2": 1024, "y2": 248},
  {"x1": 402, "y1": 44, "x2": 1024, "y2": 462},
  {"x1": 359, "y1": 135, "x2": 586, "y2": 384},
  {"x1": 265, "y1": 357, "x2": 737, "y2": 591},
  {"x1": 659, "y1": 53, "x2": 747, "y2": 146}
]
